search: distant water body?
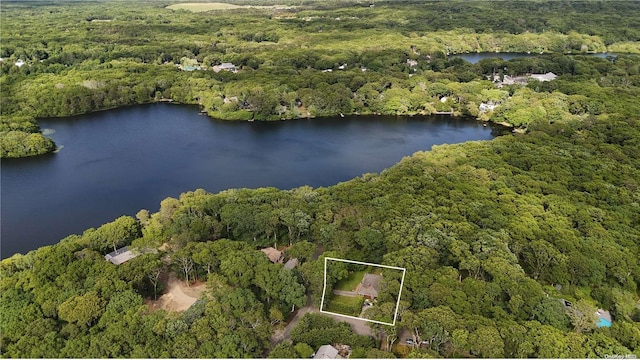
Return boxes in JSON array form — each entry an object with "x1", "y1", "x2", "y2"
[
  {"x1": 1, "y1": 104, "x2": 508, "y2": 258},
  {"x1": 451, "y1": 52, "x2": 615, "y2": 64}
]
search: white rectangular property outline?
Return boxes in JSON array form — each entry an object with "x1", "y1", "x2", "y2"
[{"x1": 320, "y1": 257, "x2": 407, "y2": 326}]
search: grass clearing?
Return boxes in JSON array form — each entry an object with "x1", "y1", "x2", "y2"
[
  {"x1": 325, "y1": 294, "x2": 364, "y2": 316},
  {"x1": 334, "y1": 270, "x2": 366, "y2": 292},
  {"x1": 166, "y1": 3, "x2": 296, "y2": 13}
]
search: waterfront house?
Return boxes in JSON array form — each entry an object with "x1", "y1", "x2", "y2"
[
  {"x1": 105, "y1": 246, "x2": 137, "y2": 265},
  {"x1": 529, "y1": 72, "x2": 557, "y2": 82},
  {"x1": 479, "y1": 102, "x2": 498, "y2": 113},
  {"x1": 105, "y1": 246, "x2": 157, "y2": 265}
]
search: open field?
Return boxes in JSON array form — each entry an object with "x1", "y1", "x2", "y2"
[
  {"x1": 325, "y1": 294, "x2": 364, "y2": 317},
  {"x1": 166, "y1": 2, "x2": 297, "y2": 12},
  {"x1": 334, "y1": 270, "x2": 366, "y2": 291}
]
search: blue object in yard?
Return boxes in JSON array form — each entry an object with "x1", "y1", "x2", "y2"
[{"x1": 597, "y1": 317, "x2": 612, "y2": 327}]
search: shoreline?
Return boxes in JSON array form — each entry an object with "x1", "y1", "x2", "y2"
[{"x1": 5, "y1": 103, "x2": 515, "y2": 160}]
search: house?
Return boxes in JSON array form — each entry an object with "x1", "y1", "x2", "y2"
[
  {"x1": 406, "y1": 59, "x2": 418, "y2": 67},
  {"x1": 213, "y1": 62, "x2": 237, "y2": 73},
  {"x1": 105, "y1": 246, "x2": 138, "y2": 265},
  {"x1": 338, "y1": 63, "x2": 347, "y2": 70},
  {"x1": 596, "y1": 309, "x2": 612, "y2": 327},
  {"x1": 181, "y1": 65, "x2": 199, "y2": 71},
  {"x1": 260, "y1": 247, "x2": 284, "y2": 263},
  {"x1": 314, "y1": 345, "x2": 342, "y2": 359},
  {"x1": 357, "y1": 273, "x2": 382, "y2": 299},
  {"x1": 14, "y1": 59, "x2": 25, "y2": 67},
  {"x1": 502, "y1": 75, "x2": 529, "y2": 86},
  {"x1": 223, "y1": 96, "x2": 239, "y2": 104},
  {"x1": 283, "y1": 257, "x2": 298, "y2": 270},
  {"x1": 479, "y1": 102, "x2": 498, "y2": 113},
  {"x1": 529, "y1": 72, "x2": 557, "y2": 82}
]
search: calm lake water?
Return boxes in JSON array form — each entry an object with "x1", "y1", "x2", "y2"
[
  {"x1": 451, "y1": 52, "x2": 614, "y2": 64},
  {"x1": 1, "y1": 104, "x2": 506, "y2": 258}
]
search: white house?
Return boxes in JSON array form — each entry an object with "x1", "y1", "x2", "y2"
[
  {"x1": 105, "y1": 246, "x2": 157, "y2": 265},
  {"x1": 479, "y1": 102, "x2": 498, "y2": 113},
  {"x1": 529, "y1": 72, "x2": 557, "y2": 82},
  {"x1": 105, "y1": 246, "x2": 138, "y2": 265},
  {"x1": 213, "y1": 62, "x2": 237, "y2": 73}
]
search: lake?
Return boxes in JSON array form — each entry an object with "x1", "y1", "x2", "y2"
[
  {"x1": 1, "y1": 104, "x2": 507, "y2": 258},
  {"x1": 451, "y1": 52, "x2": 615, "y2": 64}
]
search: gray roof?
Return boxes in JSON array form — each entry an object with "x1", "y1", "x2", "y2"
[
  {"x1": 104, "y1": 246, "x2": 157, "y2": 265},
  {"x1": 284, "y1": 258, "x2": 298, "y2": 270},
  {"x1": 314, "y1": 345, "x2": 341, "y2": 359},
  {"x1": 357, "y1": 273, "x2": 382, "y2": 298},
  {"x1": 105, "y1": 246, "x2": 137, "y2": 265}
]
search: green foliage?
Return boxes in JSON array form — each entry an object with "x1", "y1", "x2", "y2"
[
  {"x1": 85, "y1": 215, "x2": 141, "y2": 253},
  {"x1": 290, "y1": 313, "x2": 374, "y2": 349},
  {"x1": 324, "y1": 294, "x2": 364, "y2": 317},
  {"x1": 333, "y1": 270, "x2": 365, "y2": 292},
  {"x1": 0, "y1": 130, "x2": 56, "y2": 158},
  {"x1": 293, "y1": 342, "x2": 315, "y2": 358},
  {"x1": 532, "y1": 298, "x2": 571, "y2": 330},
  {"x1": 0, "y1": 114, "x2": 56, "y2": 157},
  {"x1": 268, "y1": 341, "x2": 299, "y2": 358},
  {"x1": 57, "y1": 291, "x2": 106, "y2": 327},
  {"x1": 3, "y1": 0, "x2": 640, "y2": 156},
  {"x1": 2, "y1": 0, "x2": 640, "y2": 357}
]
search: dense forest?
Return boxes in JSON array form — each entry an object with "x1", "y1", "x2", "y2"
[
  {"x1": 2, "y1": 0, "x2": 640, "y2": 358},
  {"x1": 1, "y1": 0, "x2": 640, "y2": 156}
]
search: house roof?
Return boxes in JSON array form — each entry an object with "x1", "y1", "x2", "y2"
[
  {"x1": 105, "y1": 246, "x2": 137, "y2": 265},
  {"x1": 596, "y1": 309, "x2": 612, "y2": 327},
  {"x1": 530, "y1": 72, "x2": 557, "y2": 82},
  {"x1": 260, "y1": 247, "x2": 283, "y2": 263},
  {"x1": 213, "y1": 63, "x2": 237, "y2": 73},
  {"x1": 284, "y1": 258, "x2": 298, "y2": 270},
  {"x1": 105, "y1": 246, "x2": 157, "y2": 265},
  {"x1": 357, "y1": 273, "x2": 382, "y2": 298},
  {"x1": 314, "y1": 345, "x2": 341, "y2": 359}
]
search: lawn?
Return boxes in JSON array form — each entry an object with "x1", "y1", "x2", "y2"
[
  {"x1": 166, "y1": 3, "x2": 296, "y2": 12},
  {"x1": 334, "y1": 270, "x2": 366, "y2": 292},
  {"x1": 325, "y1": 294, "x2": 364, "y2": 317}
]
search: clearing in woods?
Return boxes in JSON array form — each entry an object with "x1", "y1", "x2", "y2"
[
  {"x1": 166, "y1": 3, "x2": 297, "y2": 12},
  {"x1": 147, "y1": 274, "x2": 206, "y2": 312}
]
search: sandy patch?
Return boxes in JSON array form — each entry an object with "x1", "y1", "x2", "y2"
[{"x1": 147, "y1": 274, "x2": 206, "y2": 313}]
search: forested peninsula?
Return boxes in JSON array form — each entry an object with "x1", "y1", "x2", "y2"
[{"x1": 2, "y1": 1, "x2": 640, "y2": 358}]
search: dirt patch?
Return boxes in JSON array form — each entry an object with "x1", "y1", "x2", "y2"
[{"x1": 147, "y1": 274, "x2": 206, "y2": 313}]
